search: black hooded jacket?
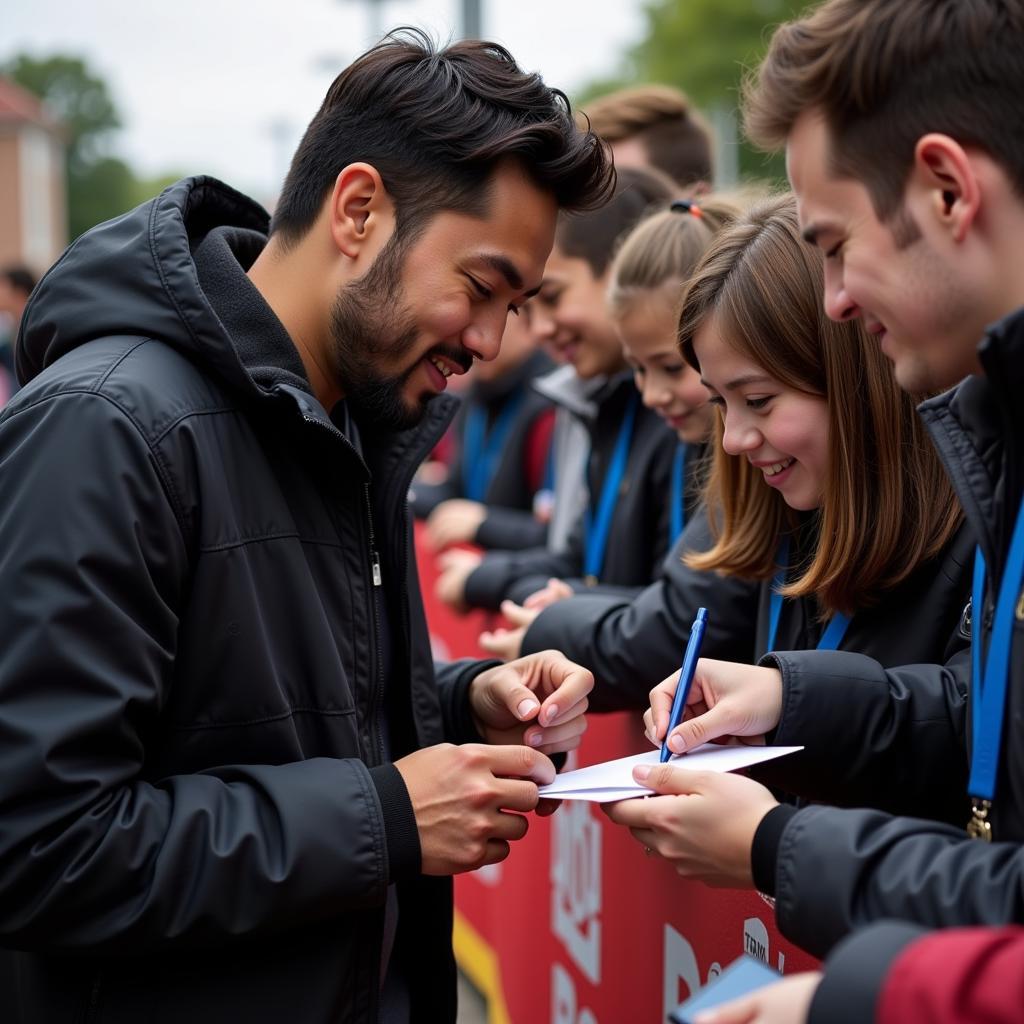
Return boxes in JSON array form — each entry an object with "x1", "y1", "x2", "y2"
[{"x1": 0, "y1": 177, "x2": 487, "y2": 1023}]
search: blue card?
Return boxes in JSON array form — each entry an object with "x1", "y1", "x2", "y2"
[{"x1": 669, "y1": 955, "x2": 781, "y2": 1023}]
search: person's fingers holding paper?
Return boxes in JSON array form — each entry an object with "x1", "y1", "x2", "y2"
[
  {"x1": 603, "y1": 765, "x2": 778, "y2": 887},
  {"x1": 397, "y1": 743, "x2": 554, "y2": 874}
]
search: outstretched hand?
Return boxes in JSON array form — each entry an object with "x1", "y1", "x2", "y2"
[{"x1": 479, "y1": 599, "x2": 540, "y2": 661}]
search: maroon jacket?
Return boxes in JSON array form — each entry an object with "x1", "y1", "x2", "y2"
[{"x1": 880, "y1": 926, "x2": 1024, "y2": 1023}]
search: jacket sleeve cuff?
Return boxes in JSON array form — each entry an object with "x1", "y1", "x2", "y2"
[
  {"x1": 463, "y1": 560, "x2": 508, "y2": 611},
  {"x1": 368, "y1": 763, "x2": 422, "y2": 882},
  {"x1": 809, "y1": 921, "x2": 929, "y2": 1024},
  {"x1": 751, "y1": 803, "x2": 798, "y2": 895},
  {"x1": 474, "y1": 508, "x2": 547, "y2": 551},
  {"x1": 436, "y1": 657, "x2": 499, "y2": 744}
]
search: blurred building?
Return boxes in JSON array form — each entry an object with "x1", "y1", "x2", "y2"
[{"x1": 0, "y1": 76, "x2": 66, "y2": 272}]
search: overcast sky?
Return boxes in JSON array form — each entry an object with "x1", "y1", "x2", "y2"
[{"x1": 5, "y1": 0, "x2": 645, "y2": 204}]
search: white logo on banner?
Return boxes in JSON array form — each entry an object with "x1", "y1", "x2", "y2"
[
  {"x1": 743, "y1": 917, "x2": 770, "y2": 963},
  {"x1": 663, "y1": 924, "x2": 701, "y2": 1020},
  {"x1": 551, "y1": 799, "x2": 602, "y2": 985},
  {"x1": 743, "y1": 916, "x2": 786, "y2": 971},
  {"x1": 552, "y1": 962, "x2": 599, "y2": 1024}
]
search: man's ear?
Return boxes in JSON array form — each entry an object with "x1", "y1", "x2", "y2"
[
  {"x1": 327, "y1": 163, "x2": 395, "y2": 260},
  {"x1": 912, "y1": 133, "x2": 981, "y2": 243}
]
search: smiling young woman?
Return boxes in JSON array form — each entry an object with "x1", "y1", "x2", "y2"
[{"x1": 679, "y1": 193, "x2": 961, "y2": 620}]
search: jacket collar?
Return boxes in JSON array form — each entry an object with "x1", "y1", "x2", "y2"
[
  {"x1": 532, "y1": 364, "x2": 607, "y2": 420},
  {"x1": 918, "y1": 304, "x2": 1024, "y2": 573}
]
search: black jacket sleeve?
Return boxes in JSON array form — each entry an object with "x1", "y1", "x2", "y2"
[
  {"x1": 433, "y1": 658, "x2": 495, "y2": 745},
  {"x1": 474, "y1": 506, "x2": 548, "y2": 551},
  {"x1": 464, "y1": 544, "x2": 578, "y2": 610},
  {"x1": 0, "y1": 393, "x2": 415, "y2": 954},
  {"x1": 520, "y1": 511, "x2": 762, "y2": 711},
  {"x1": 753, "y1": 650, "x2": 969, "y2": 822},
  {"x1": 808, "y1": 921, "x2": 927, "y2": 1024},
  {"x1": 767, "y1": 804, "x2": 1024, "y2": 959}
]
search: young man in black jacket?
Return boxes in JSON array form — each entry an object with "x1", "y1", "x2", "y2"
[
  {"x1": 602, "y1": 2, "x2": 1024, "y2": 1022},
  {"x1": 0, "y1": 32, "x2": 612, "y2": 1024}
]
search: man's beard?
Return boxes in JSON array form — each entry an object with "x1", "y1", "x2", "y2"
[{"x1": 329, "y1": 234, "x2": 425, "y2": 431}]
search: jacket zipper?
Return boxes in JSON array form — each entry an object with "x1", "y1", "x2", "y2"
[
  {"x1": 298, "y1": 412, "x2": 384, "y2": 764},
  {"x1": 363, "y1": 480, "x2": 386, "y2": 765},
  {"x1": 84, "y1": 972, "x2": 103, "y2": 1023}
]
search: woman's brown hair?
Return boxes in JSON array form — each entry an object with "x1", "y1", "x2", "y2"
[{"x1": 680, "y1": 194, "x2": 961, "y2": 617}]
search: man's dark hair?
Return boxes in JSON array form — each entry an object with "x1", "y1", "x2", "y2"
[
  {"x1": 1, "y1": 266, "x2": 36, "y2": 297},
  {"x1": 583, "y1": 85, "x2": 713, "y2": 188},
  {"x1": 744, "y1": 0, "x2": 1024, "y2": 225},
  {"x1": 556, "y1": 165, "x2": 675, "y2": 278},
  {"x1": 272, "y1": 28, "x2": 614, "y2": 246}
]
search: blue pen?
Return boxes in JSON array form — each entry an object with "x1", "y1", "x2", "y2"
[{"x1": 660, "y1": 607, "x2": 708, "y2": 763}]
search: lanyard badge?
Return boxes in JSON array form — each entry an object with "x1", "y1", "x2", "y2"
[{"x1": 967, "y1": 496, "x2": 1024, "y2": 840}]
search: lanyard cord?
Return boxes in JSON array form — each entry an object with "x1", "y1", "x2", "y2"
[
  {"x1": 669, "y1": 441, "x2": 688, "y2": 547},
  {"x1": 766, "y1": 537, "x2": 852, "y2": 655},
  {"x1": 583, "y1": 392, "x2": 640, "y2": 582},
  {"x1": 969, "y1": 496, "x2": 1024, "y2": 802},
  {"x1": 462, "y1": 393, "x2": 525, "y2": 502}
]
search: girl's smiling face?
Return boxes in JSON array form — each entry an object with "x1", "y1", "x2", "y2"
[
  {"x1": 617, "y1": 285, "x2": 713, "y2": 444},
  {"x1": 693, "y1": 311, "x2": 830, "y2": 511}
]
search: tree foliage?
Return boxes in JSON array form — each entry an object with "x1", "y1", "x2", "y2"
[
  {"x1": 3, "y1": 53, "x2": 179, "y2": 240},
  {"x1": 4, "y1": 54, "x2": 120, "y2": 173},
  {"x1": 577, "y1": 0, "x2": 814, "y2": 184}
]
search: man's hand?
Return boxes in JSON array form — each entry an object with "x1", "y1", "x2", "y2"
[
  {"x1": 426, "y1": 499, "x2": 487, "y2": 550},
  {"x1": 693, "y1": 972, "x2": 822, "y2": 1024},
  {"x1": 479, "y1": 599, "x2": 540, "y2": 661},
  {"x1": 644, "y1": 659, "x2": 785, "y2": 755},
  {"x1": 602, "y1": 765, "x2": 778, "y2": 888},
  {"x1": 435, "y1": 548, "x2": 483, "y2": 612},
  {"x1": 395, "y1": 743, "x2": 555, "y2": 874},
  {"x1": 469, "y1": 650, "x2": 593, "y2": 755},
  {"x1": 523, "y1": 577, "x2": 574, "y2": 611}
]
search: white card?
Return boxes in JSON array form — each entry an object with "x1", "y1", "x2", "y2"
[{"x1": 538, "y1": 744, "x2": 803, "y2": 802}]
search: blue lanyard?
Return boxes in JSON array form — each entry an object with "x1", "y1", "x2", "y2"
[
  {"x1": 462, "y1": 393, "x2": 524, "y2": 502},
  {"x1": 766, "y1": 538, "x2": 852, "y2": 655},
  {"x1": 583, "y1": 392, "x2": 639, "y2": 582},
  {"x1": 969, "y1": 497, "x2": 1024, "y2": 803},
  {"x1": 670, "y1": 441, "x2": 688, "y2": 547}
]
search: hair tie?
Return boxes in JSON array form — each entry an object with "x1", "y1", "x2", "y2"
[{"x1": 671, "y1": 198, "x2": 703, "y2": 218}]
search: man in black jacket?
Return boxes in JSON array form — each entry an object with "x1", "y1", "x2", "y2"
[
  {"x1": 602, "y1": 2, "x2": 1024, "y2": 1022},
  {"x1": 0, "y1": 32, "x2": 612, "y2": 1024}
]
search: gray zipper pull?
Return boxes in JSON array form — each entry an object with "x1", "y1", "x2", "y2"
[{"x1": 371, "y1": 550, "x2": 383, "y2": 587}]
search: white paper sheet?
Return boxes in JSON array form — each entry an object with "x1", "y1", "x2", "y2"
[{"x1": 538, "y1": 744, "x2": 803, "y2": 802}]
